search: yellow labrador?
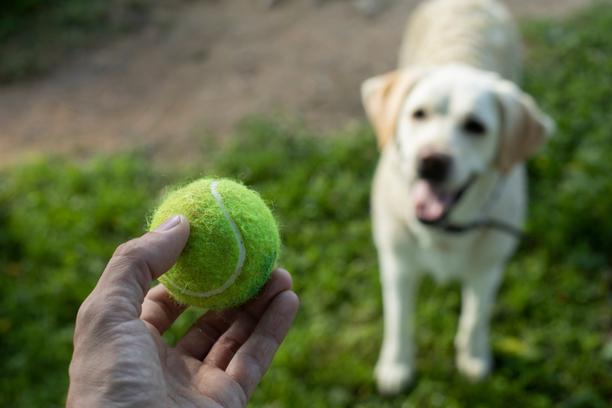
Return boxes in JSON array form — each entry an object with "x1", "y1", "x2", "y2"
[{"x1": 361, "y1": 0, "x2": 554, "y2": 394}]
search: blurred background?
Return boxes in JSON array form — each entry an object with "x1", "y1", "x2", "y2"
[{"x1": 0, "y1": 0, "x2": 611, "y2": 406}]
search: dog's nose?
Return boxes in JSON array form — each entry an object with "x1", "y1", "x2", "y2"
[{"x1": 418, "y1": 153, "x2": 452, "y2": 183}]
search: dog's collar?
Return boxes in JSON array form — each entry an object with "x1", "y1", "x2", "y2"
[
  {"x1": 420, "y1": 217, "x2": 523, "y2": 238},
  {"x1": 418, "y1": 174, "x2": 523, "y2": 239}
]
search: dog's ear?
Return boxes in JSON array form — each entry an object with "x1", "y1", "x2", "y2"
[
  {"x1": 495, "y1": 81, "x2": 555, "y2": 172},
  {"x1": 361, "y1": 69, "x2": 426, "y2": 149}
]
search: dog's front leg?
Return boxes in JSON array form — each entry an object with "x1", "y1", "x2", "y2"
[
  {"x1": 455, "y1": 264, "x2": 504, "y2": 380},
  {"x1": 375, "y1": 247, "x2": 420, "y2": 395}
]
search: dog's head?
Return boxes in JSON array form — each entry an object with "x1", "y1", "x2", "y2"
[{"x1": 362, "y1": 65, "x2": 554, "y2": 224}]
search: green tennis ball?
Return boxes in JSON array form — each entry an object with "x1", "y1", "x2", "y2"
[{"x1": 149, "y1": 178, "x2": 280, "y2": 310}]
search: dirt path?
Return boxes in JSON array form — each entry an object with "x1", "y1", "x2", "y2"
[{"x1": 0, "y1": 0, "x2": 589, "y2": 164}]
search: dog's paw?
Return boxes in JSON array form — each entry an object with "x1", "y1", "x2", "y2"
[
  {"x1": 375, "y1": 361, "x2": 414, "y2": 395},
  {"x1": 456, "y1": 351, "x2": 491, "y2": 381}
]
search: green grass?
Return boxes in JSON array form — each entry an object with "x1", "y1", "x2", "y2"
[
  {"x1": 1, "y1": 3, "x2": 612, "y2": 407},
  {"x1": 0, "y1": 0, "x2": 154, "y2": 82}
]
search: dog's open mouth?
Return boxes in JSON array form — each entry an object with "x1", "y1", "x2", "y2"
[{"x1": 412, "y1": 177, "x2": 475, "y2": 224}]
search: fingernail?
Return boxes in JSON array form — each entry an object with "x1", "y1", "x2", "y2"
[{"x1": 155, "y1": 215, "x2": 182, "y2": 232}]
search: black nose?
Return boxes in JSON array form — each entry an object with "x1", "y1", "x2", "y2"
[{"x1": 418, "y1": 153, "x2": 452, "y2": 183}]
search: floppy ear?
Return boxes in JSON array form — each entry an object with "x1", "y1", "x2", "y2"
[
  {"x1": 361, "y1": 69, "x2": 427, "y2": 149},
  {"x1": 495, "y1": 81, "x2": 555, "y2": 172}
]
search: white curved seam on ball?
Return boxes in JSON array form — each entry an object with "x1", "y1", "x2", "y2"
[{"x1": 163, "y1": 181, "x2": 247, "y2": 298}]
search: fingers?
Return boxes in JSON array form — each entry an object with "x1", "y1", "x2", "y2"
[
  {"x1": 225, "y1": 290, "x2": 299, "y2": 399},
  {"x1": 243, "y1": 269, "x2": 293, "y2": 317},
  {"x1": 201, "y1": 310, "x2": 258, "y2": 370},
  {"x1": 90, "y1": 215, "x2": 190, "y2": 321},
  {"x1": 176, "y1": 309, "x2": 238, "y2": 361},
  {"x1": 176, "y1": 269, "x2": 292, "y2": 361},
  {"x1": 140, "y1": 284, "x2": 187, "y2": 335}
]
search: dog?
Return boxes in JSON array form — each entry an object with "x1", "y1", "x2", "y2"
[{"x1": 361, "y1": 0, "x2": 554, "y2": 395}]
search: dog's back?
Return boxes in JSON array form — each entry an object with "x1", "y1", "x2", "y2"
[{"x1": 399, "y1": 0, "x2": 521, "y2": 82}]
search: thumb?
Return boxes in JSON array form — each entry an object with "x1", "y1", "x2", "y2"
[{"x1": 93, "y1": 215, "x2": 190, "y2": 320}]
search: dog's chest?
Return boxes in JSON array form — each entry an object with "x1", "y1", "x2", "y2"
[{"x1": 412, "y1": 231, "x2": 481, "y2": 282}]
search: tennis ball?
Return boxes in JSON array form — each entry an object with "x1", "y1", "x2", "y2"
[{"x1": 149, "y1": 178, "x2": 280, "y2": 310}]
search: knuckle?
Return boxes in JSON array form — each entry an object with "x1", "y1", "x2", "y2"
[
  {"x1": 74, "y1": 293, "x2": 118, "y2": 332},
  {"x1": 112, "y1": 240, "x2": 153, "y2": 281},
  {"x1": 233, "y1": 381, "x2": 248, "y2": 407},
  {"x1": 75, "y1": 296, "x2": 98, "y2": 328},
  {"x1": 114, "y1": 238, "x2": 148, "y2": 260},
  {"x1": 240, "y1": 348, "x2": 265, "y2": 378},
  {"x1": 220, "y1": 334, "x2": 243, "y2": 356},
  {"x1": 75, "y1": 298, "x2": 106, "y2": 336}
]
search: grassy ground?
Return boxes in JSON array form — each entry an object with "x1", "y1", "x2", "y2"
[
  {"x1": 1, "y1": 3, "x2": 612, "y2": 407},
  {"x1": 0, "y1": 0, "x2": 157, "y2": 82}
]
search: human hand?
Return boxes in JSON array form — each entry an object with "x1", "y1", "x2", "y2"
[{"x1": 67, "y1": 215, "x2": 299, "y2": 407}]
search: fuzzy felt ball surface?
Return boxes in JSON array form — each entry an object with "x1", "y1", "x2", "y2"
[{"x1": 149, "y1": 178, "x2": 280, "y2": 309}]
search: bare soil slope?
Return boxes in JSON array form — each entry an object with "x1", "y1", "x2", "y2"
[{"x1": 0, "y1": 0, "x2": 589, "y2": 164}]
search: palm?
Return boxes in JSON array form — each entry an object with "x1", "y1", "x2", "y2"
[
  {"x1": 138, "y1": 270, "x2": 296, "y2": 407},
  {"x1": 135, "y1": 317, "x2": 243, "y2": 407}
]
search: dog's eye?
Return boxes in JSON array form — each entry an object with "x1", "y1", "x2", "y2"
[
  {"x1": 413, "y1": 108, "x2": 427, "y2": 120},
  {"x1": 464, "y1": 117, "x2": 486, "y2": 135}
]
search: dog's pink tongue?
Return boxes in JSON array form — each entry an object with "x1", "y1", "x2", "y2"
[{"x1": 412, "y1": 180, "x2": 451, "y2": 222}]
